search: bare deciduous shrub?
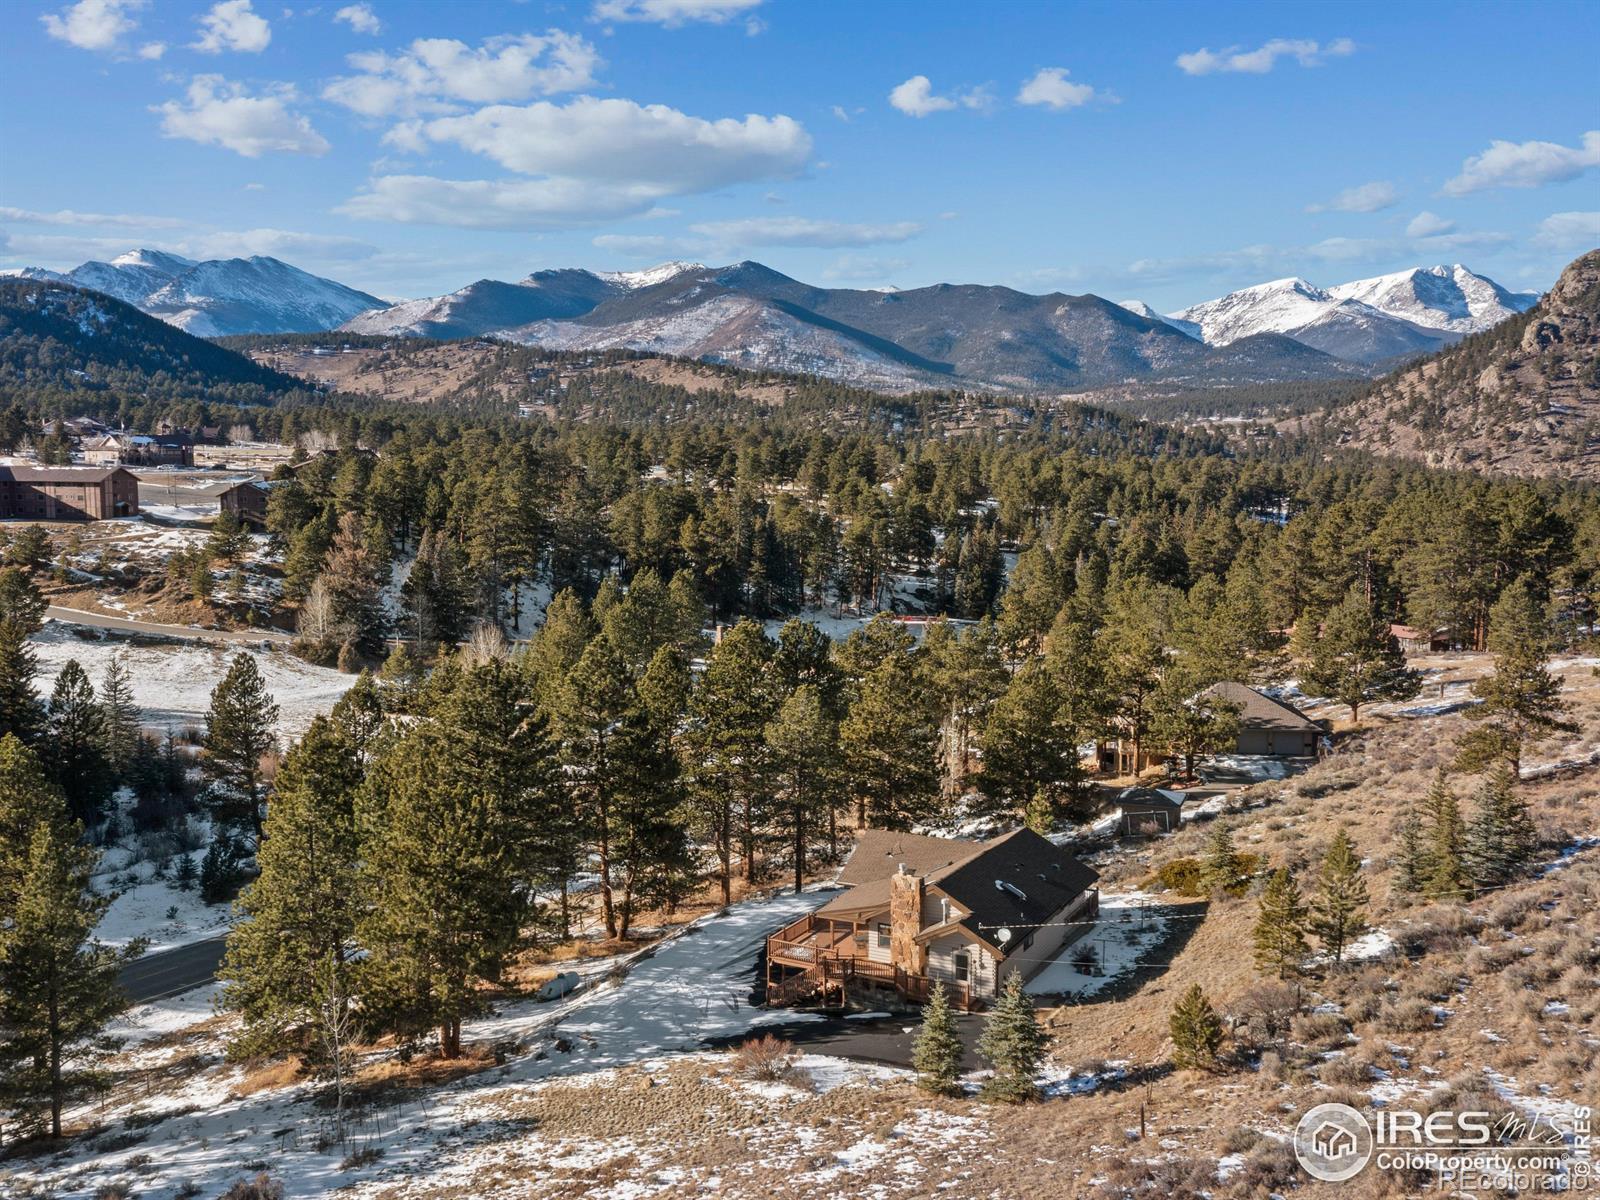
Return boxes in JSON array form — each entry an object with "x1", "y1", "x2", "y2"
[
  {"x1": 1231, "y1": 1140, "x2": 1299, "y2": 1191},
  {"x1": 217, "y1": 1174, "x2": 284, "y2": 1200},
  {"x1": 1403, "y1": 967, "x2": 1459, "y2": 1002},
  {"x1": 1320, "y1": 1055, "x2": 1374, "y2": 1086},
  {"x1": 1218, "y1": 1126, "x2": 1264, "y2": 1155},
  {"x1": 1376, "y1": 998, "x2": 1438, "y2": 1033},
  {"x1": 732, "y1": 1034, "x2": 795, "y2": 1082},
  {"x1": 1228, "y1": 982, "x2": 1300, "y2": 1050},
  {"x1": 1293, "y1": 1011, "x2": 1351, "y2": 1050}
]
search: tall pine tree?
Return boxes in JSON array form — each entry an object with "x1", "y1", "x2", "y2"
[{"x1": 201, "y1": 654, "x2": 281, "y2": 850}]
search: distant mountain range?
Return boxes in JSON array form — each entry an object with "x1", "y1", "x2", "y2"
[
  {"x1": 4, "y1": 249, "x2": 383, "y2": 337},
  {"x1": 5, "y1": 249, "x2": 1542, "y2": 393}
]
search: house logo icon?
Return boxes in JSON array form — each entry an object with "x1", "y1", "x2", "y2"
[{"x1": 1294, "y1": 1103, "x2": 1373, "y2": 1182}]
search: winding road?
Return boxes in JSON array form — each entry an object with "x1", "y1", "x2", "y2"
[
  {"x1": 118, "y1": 936, "x2": 230, "y2": 1004},
  {"x1": 46, "y1": 605, "x2": 294, "y2": 645}
]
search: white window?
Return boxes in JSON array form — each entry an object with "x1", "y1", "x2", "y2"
[
  {"x1": 953, "y1": 952, "x2": 970, "y2": 982},
  {"x1": 876, "y1": 922, "x2": 890, "y2": 948}
]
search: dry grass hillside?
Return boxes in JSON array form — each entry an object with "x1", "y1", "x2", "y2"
[{"x1": 1310, "y1": 249, "x2": 1600, "y2": 479}]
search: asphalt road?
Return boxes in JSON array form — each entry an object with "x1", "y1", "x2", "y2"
[
  {"x1": 46, "y1": 605, "x2": 294, "y2": 645},
  {"x1": 119, "y1": 936, "x2": 229, "y2": 1004},
  {"x1": 705, "y1": 1012, "x2": 991, "y2": 1071}
]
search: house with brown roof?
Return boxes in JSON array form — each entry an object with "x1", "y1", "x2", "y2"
[
  {"x1": 765, "y1": 828, "x2": 1099, "y2": 1011},
  {"x1": 81, "y1": 432, "x2": 194, "y2": 468},
  {"x1": 1201, "y1": 682, "x2": 1322, "y2": 757},
  {"x1": 0, "y1": 465, "x2": 139, "y2": 520},
  {"x1": 218, "y1": 479, "x2": 274, "y2": 528}
]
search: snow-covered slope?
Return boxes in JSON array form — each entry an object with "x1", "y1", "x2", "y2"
[
  {"x1": 592, "y1": 261, "x2": 705, "y2": 290},
  {"x1": 1326, "y1": 264, "x2": 1540, "y2": 334},
  {"x1": 1115, "y1": 299, "x2": 1202, "y2": 340},
  {"x1": 13, "y1": 249, "x2": 383, "y2": 336},
  {"x1": 343, "y1": 269, "x2": 622, "y2": 339},
  {"x1": 1169, "y1": 265, "x2": 1537, "y2": 365}
]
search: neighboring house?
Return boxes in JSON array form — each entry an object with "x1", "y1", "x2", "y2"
[
  {"x1": 1096, "y1": 732, "x2": 1165, "y2": 777},
  {"x1": 1202, "y1": 682, "x2": 1322, "y2": 757},
  {"x1": 765, "y1": 828, "x2": 1099, "y2": 1011},
  {"x1": 1116, "y1": 787, "x2": 1187, "y2": 836},
  {"x1": 219, "y1": 479, "x2": 273, "y2": 527},
  {"x1": 1390, "y1": 623, "x2": 1454, "y2": 654},
  {"x1": 81, "y1": 432, "x2": 195, "y2": 468},
  {"x1": 0, "y1": 465, "x2": 139, "y2": 520}
]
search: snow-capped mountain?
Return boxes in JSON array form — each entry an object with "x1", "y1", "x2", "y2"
[
  {"x1": 1115, "y1": 300, "x2": 1202, "y2": 340},
  {"x1": 1325, "y1": 265, "x2": 1540, "y2": 334},
  {"x1": 9, "y1": 249, "x2": 384, "y2": 336},
  {"x1": 593, "y1": 261, "x2": 705, "y2": 290},
  {"x1": 1166, "y1": 266, "x2": 1541, "y2": 365},
  {"x1": 343, "y1": 269, "x2": 620, "y2": 339}
]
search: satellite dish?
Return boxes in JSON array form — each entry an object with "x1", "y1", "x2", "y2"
[{"x1": 996, "y1": 927, "x2": 1013, "y2": 945}]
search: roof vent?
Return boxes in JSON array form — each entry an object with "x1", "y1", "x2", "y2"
[{"x1": 995, "y1": 879, "x2": 1028, "y2": 902}]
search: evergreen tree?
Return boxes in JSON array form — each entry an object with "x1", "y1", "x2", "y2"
[
  {"x1": 1253, "y1": 868, "x2": 1310, "y2": 980},
  {"x1": 1309, "y1": 829, "x2": 1369, "y2": 963},
  {"x1": 1464, "y1": 764, "x2": 1538, "y2": 888},
  {"x1": 0, "y1": 566, "x2": 45, "y2": 743},
  {"x1": 765, "y1": 684, "x2": 842, "y2": 894},
  {"x1": 1151, "y1": 665, "x2": 1240, "y2": 781},
  {"x1": 977, "y1": 971, "x2": 1043, "y2": 1103},
  {"x1": 1394, "y1": 809, "x2": 1426, "y2": 894},
  {"x1": 1171, "y1": 985, "x2": 1216, "y2": 1068},
  {"x1": 911, "y1": 981, "x2": 965, "y2": 1096},
  {"x1": 1457, "y1": 578, "x2": 1577, "y2": 775},
  {"x1": 924, "y1": 617, "x2": 1007, "y2": 797},
  {"x1": 1419, "y1": 769, "x2": 1469, "y2": 900},
  {"x1": 201, "y1": 654, "x2": 281, "y2": 850},
  {"x1": 316, "y1": 511, "x2": 387, "y2": 658},
  {"x1": 0, "y1": 739, "x2": 132, "y2": 1139},
  {"x1": 42, "y1": 661, "x2": 112, "y2": 827},
  {"x1": 1169, "y1": 983, "x2": 1224, "y2": 1071},
  {"x1": 980, "y1": 663, "x2": 1074, "y2": 822},
  {"x1": 1299, "y1": 583, "x2": 1421, "y2": 724},
  {"x1": 840, "y1": 647, "x2": 940, "y2": 830},
  {"x1": 219, "y1": 716, "x2": 364, "y2": 1059},
  {"x1": 207, "y1": 508, "x2": 250, "y2": 564},
  {"x1": 1202, "y1": 820, "x2": 1244, "y2": 895},
  {"x1": 98, "y1": 655, "x2": 141, "y2": 777},
  {"x1": 400, "y1": 526, "x2": 472, "y2": 650},
  {"x1": 684, "y1": 621, "x2": 777, "y2": 900}
]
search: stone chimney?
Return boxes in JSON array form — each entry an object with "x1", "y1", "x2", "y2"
[{"x1": 888, "y1": 865, "x2": 927, "y2": 975}]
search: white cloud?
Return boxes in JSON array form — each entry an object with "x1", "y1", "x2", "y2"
[
  {"x1": 1442, "y1": 131, "x2": 1600, "y2": 196},
  {"x1": 422, "y1": 96, "x2": 810, "y2": 188},
  {"x1": 1405, "y1": 211, "x2": 1455, "y2": 238},
  {"x1": 187, "y1": 228, "x2": 377, "y2": 261},
  {"x1": 1532, "y1": 211, "x2": 1600, "y2": 251},
  {"x1": 1307, "y1": 180, "x2": 1399, "y2": 213},
  {"x1": 40, "y1": 0, "x2": 144, "y2": 53},
  {"x1": 821, "y1": 254, "x2": 911, "y2": 283},
  {"x1": 191, "y1": 0, "x2": 271, "y2": 54},
  {"x1": 0, "y1": 206, "x2": 185, "y2": 228},
  {"x1": 591, "y1": 233, "x2": 680, "y2": 257},
  {"x1": 334, "y1": 3, "x2": 381, "y2": 35},
  {"x1": 1016, "y1": 67, "x2": 1102, "y2": 111},
  {"x1": 592, "y1": 0, "x2": 762, "y2": 26},
  {"x1": 1176, "y1": 37, "x2": 1354, "y2": 76},
  {"x1": 138, "y1": 40, "x2": 165, "y2": 59},
  {"x1": 889, "y1": 75, "x2": 990, "y2": 117},
  {"x1": 688, "y1": 216, "x2": 921, "y2": 248},
  {"x1": 323, "y1": 32, "x2": 601, "y2": 117},
  {"x1": 154, "y1": 76, "x2": 329, "y2": 158},
  {"x1": 339, "y1": 175, "x2": 666, "y2": 229}
]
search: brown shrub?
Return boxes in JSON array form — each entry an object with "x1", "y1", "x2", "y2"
[
  {"x1": 218, "y1": 1176, "x2": 284, "y2": 1200},
  {"x1": 732, "y1": 1034, "x2": 795, "y2": 1082}
]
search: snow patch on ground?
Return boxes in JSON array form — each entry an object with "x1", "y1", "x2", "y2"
[{"x1": 1024, "y1": 892, "x2": 1170, "y2": 998}]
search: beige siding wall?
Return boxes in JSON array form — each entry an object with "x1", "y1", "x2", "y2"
[
  {"x1": 865, "y1": 913, "x2": 892, "y2": 964},
  {"x1": 925, "y1": 933, "x2": 997, "y2": 997}
]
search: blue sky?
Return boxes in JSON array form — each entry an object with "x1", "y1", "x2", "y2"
[{"x1": 2, "y1": 0, "x2": 1597, "y2": 307}]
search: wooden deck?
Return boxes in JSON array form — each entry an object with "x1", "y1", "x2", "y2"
[{"x1": 764, "y1": 915, "x2": 975, "y2": 1011}]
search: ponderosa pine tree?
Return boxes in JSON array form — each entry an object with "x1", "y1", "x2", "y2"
[
  {"x1": 1299, "y1": 583, "x2": 1421, "y2": 725},
  {"x1": 1457, "y1": 578, "x2": 1576, "y2": 776},
  {"x1": 0, "y1": 737, "x2": 133, "y2": 1139},
  {"x1": 924, "y1": 617, "x2": 1007, "y2": 798},
  {"x1": 685, "y1": 621, "x2": 777, "y2": 899},
  {"x1": 400, "y1": 526, "x2": 472, "y2": 650},
  {"x1": 1394, "y1": 808, "x2": 1426, "y2": 894},
  {"x1": 1151, "y1": 664, "x2": 1240, "y2": 782},
  {"x1": 1253, "y1": 868, "x2": 1310, "y2": 979},
  {"x1": 1310, "y1": 829, "x2": 1369, "y2": 963},
  {"x1": 1464, "y1": 764, "x2": 1538, "y2": 888},
  {"x1": 841, "y1": 648, "x2": 940, "y2": 830},
  {"x1": 42, "y1": 660, "x2": 112, "y2": 828},
  {"x1": 977, "y1": 971, "x2": 1043, "y2": 1102},
  {"x1": 912, "y1": 981, "x2": 965, "y2": 1096},
  {"x1": 219, "y1": 714, "x2": 364, "y2": 1060},
  {"x1": 318, "y1": 511, "x2": 387, "y2": 659},
  {"x1": 1098, "y1": 583, "x2": 1171, "y2": 775},
  {"x1": 201, "y1": 653, "x2": 281, "y2": 850},
  {"x1": 765, "y1": 684, "x2": 842, "y2": 894},
  {"x1": 1169, "y1": 983, "x2": 1224, "y2": 1071},
  {"x1": 980, "y1": 663, "x2": 1073, "y2": 823},
  {"x1": 1202, "y1": 820, "x2": 1244, "y2": 895}
]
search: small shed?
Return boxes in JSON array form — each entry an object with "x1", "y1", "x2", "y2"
[{"x1": 1116, "y1": 787, "x2": 1186, "y2": 836}]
